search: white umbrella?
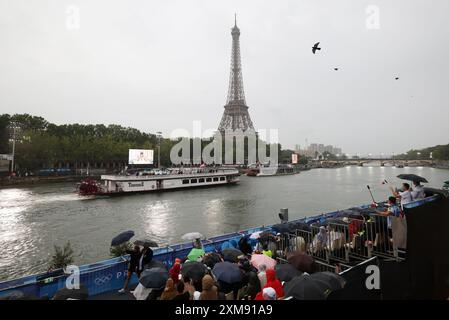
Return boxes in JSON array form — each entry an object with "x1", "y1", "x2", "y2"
[
  {"x1": 181, "y1": 232, "x2": 204, "y2": 241},
  {"x1": 249, "y1": 231, "x2": 264, "y2": 239}
]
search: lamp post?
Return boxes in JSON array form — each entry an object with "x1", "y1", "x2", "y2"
[
  {"x1": 156, "y1": 131, "x2": 162, "y2": 169},
  {"x1": 9, "y1": 123, "x2": 20, "y2": 174}
]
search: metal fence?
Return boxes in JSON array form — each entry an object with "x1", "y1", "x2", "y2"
[{"x1": 274, "y1": 214, "x2": 405, "y2": 267}]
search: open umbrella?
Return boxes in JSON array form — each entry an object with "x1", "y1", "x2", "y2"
[
  {"x1": 258, "y1": 231, "x2": 276, "y2": 242},
  {"x1": 275, "y1": 264, "x2": 302, "y2": 282},
  {"x1": 187, "y1": 248, "x2": 205, "y2": 262},
  {"x1": 250, "y1": 253, "x2": 277, "y2": 271},
  {"x1": 222, "y1": 248, "x2": 243, "y2": 263},
  {"x1": 284, "y1": 272, "x2": 346, "y2": 300},
  {"x1": 181, "y1": 261, "x2": 207, "y2": 282},
  {"x1": 212, "y1": 262, "x2": 242, "y2": 284},
  {"x1": 111, "y1": 230, "x2": 135, "y2": 246},
  {"x1": 397, "y1": 174, "x2": 428, "y2": 183},
  {"x1": 181, "y1": 232, "x2": 204, "y2": 241},
  {"x1": 134, "y1": 239, "x2": 158, "y2": 248},
  {"x1": 221, "y1": 239, "x2": 238, "y2": 251},
  {"x1": 144, "y1": 260, "x2": 167, "y2": 270},
  {"x1": 249, "y1": 231, "x2": 264, "y2": 239},
  {"x1": 202, "y1": 253, "x2": 222, "y2": 268},
  {"x1": 287, "y1": 251, "x2": 316, "y2": 274},
  {"x1": 309, "y1": 271, "x2": 346, "y2": 290},
  {"x1": 139, "y1": 267, "x2": 168, "y2": 289},
  {"x1": 53, "y1": 285, "x2": 89, "y2": 300}
]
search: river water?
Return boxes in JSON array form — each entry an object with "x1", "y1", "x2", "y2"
[{"x1": 0, "y1": 165, "x2": 447, "y2": 281}]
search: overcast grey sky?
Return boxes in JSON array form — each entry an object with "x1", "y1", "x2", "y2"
[{"x1": 1, "y1": 0, "x2": 448, "y2": 155}]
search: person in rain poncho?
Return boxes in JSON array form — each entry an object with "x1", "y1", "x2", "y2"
[
  {"x1": 169, "y1": 258, "x2": 181, "y2": 284},
  {"x1": 255, "y1": 269, "x2": 284, "y2": 300},
  {"x1": 262, "y1": 244, "x2": 273, "y2": 258},
  {"x1": 312, "y1": 226, "x2": 328, "y2": 252}
]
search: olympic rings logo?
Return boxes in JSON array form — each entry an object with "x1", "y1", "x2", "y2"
[{"x1": 94, "y1": 274, "x2": 113, "y2": 286}]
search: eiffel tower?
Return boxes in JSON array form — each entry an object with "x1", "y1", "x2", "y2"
[{"x1": 218, "y1": 15, "x2": 255, "y2": 133}]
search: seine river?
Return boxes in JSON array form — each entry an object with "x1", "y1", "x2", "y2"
[{"x1": 0, "y1": 165, "x2": 447, "y2": 281}]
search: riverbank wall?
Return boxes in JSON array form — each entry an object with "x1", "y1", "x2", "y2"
[{"x1": 0, "y1": 175, "x2": 100, "y2": 188}]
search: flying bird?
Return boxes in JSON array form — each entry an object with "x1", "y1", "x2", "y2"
[
  {"x1": 395, "y1": 77, "x2": 399, "y2": 80},
  {"x1": 312, "y1": 42, "x2": 321, "y2": 54},
  {"x1": 334, "y1": 67, "x2": 339, "y2": 71}
]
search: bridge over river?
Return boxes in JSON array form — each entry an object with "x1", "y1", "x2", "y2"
[{"x1": 310, "y1": 159, "x2": 435, "y2": 168}]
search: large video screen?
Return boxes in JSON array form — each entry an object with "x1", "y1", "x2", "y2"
[
  {"x1": 291, "y1": 153, "x2": 299, "y2": 164},
  {"x1": 128, "y1": 149, "x2": 154, "y2": 165}
]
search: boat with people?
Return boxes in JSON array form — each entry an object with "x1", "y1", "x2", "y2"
[
  {"x1": 246, "y1": 163, "x2": 300, "y2": 177},
  {"x1": 77, "y1": 167, "x2": 240, "y2": 196}
]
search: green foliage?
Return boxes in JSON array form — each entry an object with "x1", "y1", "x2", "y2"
[
  {"x1": 4, "y1": 113, "x2": 368, "y2": 169},
  {"x1": 398, "y1": 144, "x2": 449, "y2": 160},
  {"x1": 298, "y1": 156, "x2": 309, "y2": 165},
  {"x1": 0, "y1": 114, "x2": 10, "y2": 154},
  {"x1": 1, "y1": 113, "x2": 160, "y2": 170},
  {"x1": 110, "y1": 242, "x2": 133, "y2": 257},
  {"x1": 49, "y1": 241, "x2": 74, "y2": 270}
]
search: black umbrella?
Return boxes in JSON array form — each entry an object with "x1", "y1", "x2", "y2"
[
  {"x1": 275, "y1": 263, "x2": 302, "y2": 282},
  {"x1": 397, "y1": 174, "x2": 428, "y2": 183},
  {"x1": 212, "y1": 262, "x2": 242, "y2": 284},
  {"x1": 181, "y1": 261, "x2": 207, "y2": 282},
  {"x1": 53, "y1": 285, "x2": 89, "y2": 300},
  {"x1": 134, "y1": 239, "x2": 158, "y2": 248},
  {"x1": 111, "y1": 230, "x2": 135, "y2": 246},
  {"x1": 222, "y1": 248, "x2": 243, "y2": 263},
  {"x1": 139, "y1": 267, "x2": 168, "y2": 289},
  {"x1": 271, "y1": 223, "x2": 291, "y2": 234},
  {"x1": 144, "y1": 260, "x2": 167, "y2": 271},
  {"x1": 309, "y1": 271, "x2": 346, "y2": 290},
  {"x1": 202, "y1": 253, "x2": 222, "y2": 268},
  {"x1": 272, "y1": 222, "x2": 310, "y2": 234},
  {"x1": 287, "y1": 251, "x2": 317, "y2": 274},
  {"x1": 284, "y1": 273, "x2": 340, "y2": 300}
]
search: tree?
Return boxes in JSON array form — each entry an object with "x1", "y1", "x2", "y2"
[
  {"x1": 48, "y1": 241, "x2": 74, "y2": 271},
  {"x1": 110, "y1": 241, "x2": 133, "y2": 257},
  {"x1": 0, "y1": 114, "x2": 10, "y2": 154}
]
